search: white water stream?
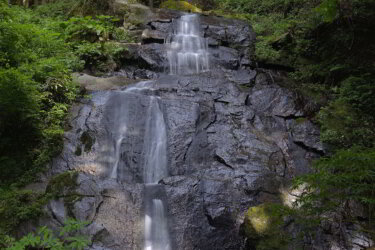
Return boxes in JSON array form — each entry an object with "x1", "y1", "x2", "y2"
[
  {"x1": 110, "y1": 81, "x2": 153, "y2": 180},
  {"x1": 166, "y1": 14, "x2": 209, "y2": 75},
  {"x1": 143, "y1": 97, "x2": 168, "y2": 184},
  {"x1": 142, "y1": 95, "x2": 171, "y2": 250}
]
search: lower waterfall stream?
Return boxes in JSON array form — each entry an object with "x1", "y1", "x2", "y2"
[
  {"x1": 142, "y1": 96, "x2": 171, "y2": 250},
  {"x1": 108, "y1": 80, "x2": 171, "y2": 250}
]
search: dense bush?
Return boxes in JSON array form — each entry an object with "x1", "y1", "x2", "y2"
[
  {"x1": 294, "y1": 147, "x2": 375, "y2": 235},
  {"x1": 0, "y1": 0, "x2": 134, "y2": 240},
  {"x1": 0, "y1": 2, "x2": 79, "y2": 185}
]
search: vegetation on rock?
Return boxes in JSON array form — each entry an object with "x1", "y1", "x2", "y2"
[
  {"x1": 160, "y1": 0, "x2": 202, "y2": 13},
  {"x1": 243, "y1": 203, "x2": 290, "y2": 250},
  {"x1": 4, "y1": 218, "x2": 90, "y2": 250},
  {"x1": 0, "y1": 0, "x2": 136, "y2": 244}
]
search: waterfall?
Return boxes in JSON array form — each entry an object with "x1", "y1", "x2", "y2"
[
  {"x1": 108, "y1": 80, "x2": 171, "y2": 249},
  {"x1": 142, "y1": 96, "x2": 171, "y2": 250},
  {"x1": 144, "y1": 196, "x2": 171, "y2": 250},
  {"x1": 109, "y1": 81, "x2": 153, "y2": 180},
  {"x1": 143, "y1": 97, "x2": 168, "y2": 184},
  {"x1": 166, "y1": 14, "x2": 209, "y2": 75},
  {"x1": 109, "y1": 14, "x2": 208, "y2": 250}
]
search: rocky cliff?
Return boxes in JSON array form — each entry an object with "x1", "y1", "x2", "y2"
[{"x1": 20, "y1": 4, "x2": 372, "y2": 250}]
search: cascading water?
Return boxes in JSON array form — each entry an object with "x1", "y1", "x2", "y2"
[
  {"x1": 166, "y1": 14, "x2": 209, "y2": 75},
  {"x1": 144, "y1": 199, "x2": 170, "y2": 250},
  {"x1": 109, "y1": 14, "x2": 208, "y2": 250},
  {"x1": 109, "y1": 81, "x2": 171, "y2": 249},
  {"x1": 143, "y1": 97, "x2": 168, "y2": 184},
  {"x1": 143, "y1": 96, "x2": 171, "y2": 250},
  {"x1": 109, "y1": 81, "x2": 153, "y2": 180}
]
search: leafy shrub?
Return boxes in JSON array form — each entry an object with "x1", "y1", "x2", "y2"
[
  {"x1": 294, "y1": 148, "x2": 375, "y2": 223},
  {"x1": 35, "y1": 0, "x2": 113, "y2": 17},
  {"x1": 318, "y1": 75, "x2": 375, "y2": 149},
  {"x1": 63, "y1": 15, "x2": 121, "y2": 42},
  {"x1": 0, "y1": 189, "x2": 47, "y2": 241},
  {"x1": 0, "y1": 2, "x2": 78, "y2": 185},
  {"x1": 4, "y1": 218, "x2": 90, "y2": 250}
]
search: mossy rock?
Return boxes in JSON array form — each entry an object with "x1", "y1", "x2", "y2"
[
  {"x1": 115, "y1": 2, "x2": 154, "y2": 26},
  {"x1": 46, "y1": 171, "x2": 79, "y2": 198},
  {"x1": 295, "y1": 117, "x2": 307, "y2": 124},
  {"x1": 160, "y1": 0, "x2": 202, "y2": 13},
  {"x1": 243, "y1": 203, "x2": 290, "y2": 250},
  {"x1": 80, "y1": 131, "x2": 95, "y2": 152}
]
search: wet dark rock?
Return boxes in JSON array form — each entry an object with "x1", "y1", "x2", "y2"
[
  {"x1": 226, "y1": 69, "x2": 257, "y2": 86},
  {"x1": 149, "y1": 20, "x2": 173, "y2": 33},
  {"x1": 288, "y1": 119, "x2": 324, "y2": 154},
  {"x1": 248, "y1": 81, "x2": 304, "y2": 117},
  {"x1": 209, "y1": 46, "x2": 239, "y2": 70},
  {"x1": 138, "y1": 43, "x2": 168, "y2": 71}
]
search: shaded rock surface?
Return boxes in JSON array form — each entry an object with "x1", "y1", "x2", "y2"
[{"x1": 23, "y1": 6, "x2": 372, "y2": 250}]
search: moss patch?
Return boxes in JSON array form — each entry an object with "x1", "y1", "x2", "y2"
[
  {"x1": 295, "y1": 117, "x2": 307, "y2": 124},
  {"x1": 243, "y1": 203, "x2": 290, "y2": 250},
  {"x1": 160, "y1": 0, "x2": 202, "y2": 13},
  {"x1": 75, "y1": 146, "x2": 82, "y2": 156},
  {"x1": 46, "y1": 171, "x2": 79, "y2": 198},
  {"x1": 80, "y1": 131, "x2": 95, "y2": 152}
]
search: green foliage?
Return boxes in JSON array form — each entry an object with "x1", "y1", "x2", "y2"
[
  {"x1": 294, "y1": 148, "x2": 375, "y2": 226},
  {"x1": 0, "y1": 3, "x2": 80, "y2": 185},
  {"x1": 112, "y1": 27, "x2": 135, "y2": 42},
  {"x1": 63, "y1": 15, "x2": 121, "y2": 42},
  {"x1": 243, "y1": 203, "x2": 291, "y2": 250},
  {"x1": 4, "y1": 218, "x2": 90, "y2": 250},
  {"x1": 0, "y1": 189, "x2": 46, "y2": 237},
  {"x1": 315, "y1": 0, "x2": 338, "y2": 22},
  {"x1": 58, "y1": 15, "x2": 129, "y2": 73},
  {"x1": 46, "y1": 171, "x2": 78, "y2": 198},
  {"x1": 318, "y1": 75, "x2": 375, "y2": 149},
  {"x1": 34, "y1": 0, "x2": 113, "y2": 17}
]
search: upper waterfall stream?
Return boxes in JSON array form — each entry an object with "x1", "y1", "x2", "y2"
[{"x1": 166, "y1": 14, "x2": 209, "y2": 75}]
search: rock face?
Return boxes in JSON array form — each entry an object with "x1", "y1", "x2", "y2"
[
  {"x1": 28, "y1": 6, "x2": 372, "y2": 250},
  {"x1": 51, "y1": 69, "x2": 319, "y2": 249}
]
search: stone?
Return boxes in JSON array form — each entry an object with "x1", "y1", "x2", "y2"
[
  {"x1": 227, "y1": 68, "x2": 257, "y2": 86},
  {"x1": 141, "y1": 28, "x2": 167, "y2": 44},
  {"x1": 288, "y1": 119, "x2": 324, "y2": 153},
  {"x1": 73, "y1": 73, "x2": 137, "y2": 91}
]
